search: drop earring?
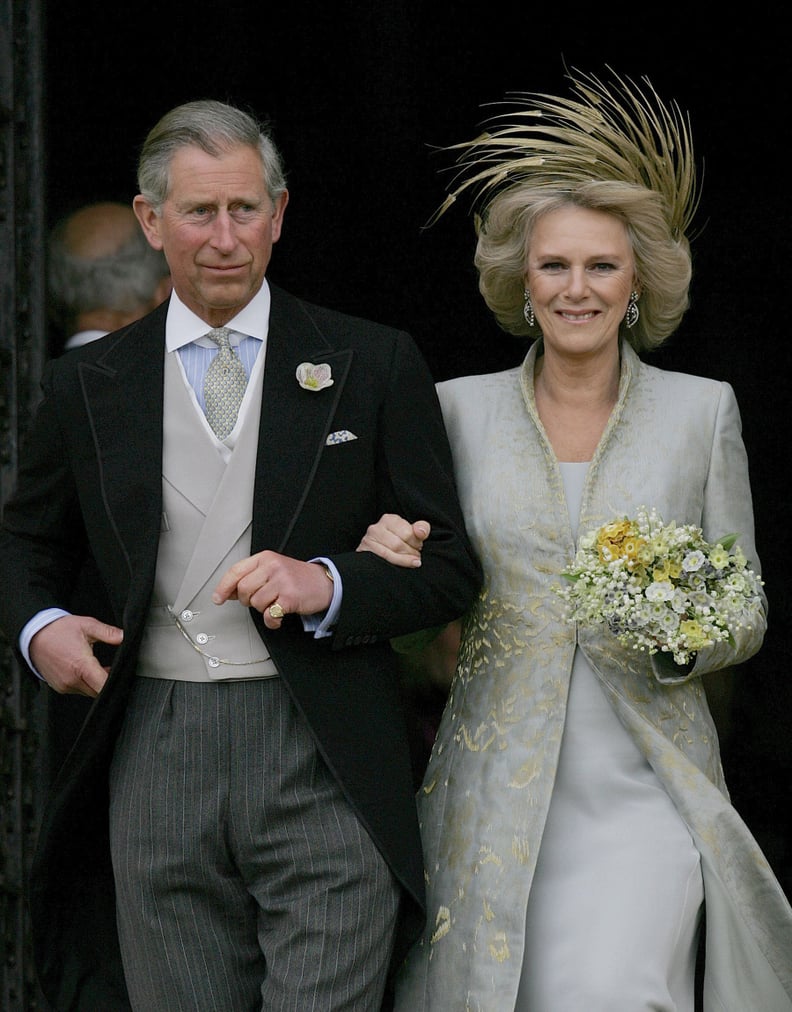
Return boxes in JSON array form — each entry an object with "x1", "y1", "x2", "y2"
[
  {"x1": 523, "y1": 289, "x2": 535, "y2": 328},
  {"x1": 626, "y1": 291, "x2": 640, "y2": 329}
]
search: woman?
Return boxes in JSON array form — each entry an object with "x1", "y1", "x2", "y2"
[{"x1": 359, "y1": 71, "x2": 792, "y2": 1010}]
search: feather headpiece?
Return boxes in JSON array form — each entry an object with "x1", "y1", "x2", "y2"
[{"x1": 430, "y1": 67, "x2": 699, "y2": 240}]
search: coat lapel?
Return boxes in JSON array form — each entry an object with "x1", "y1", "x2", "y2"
[
  {"x1": 252, "y1": 286, "x2": 352, "y2": 553},
  {"x1": 76, "y1": 307, "x2": 166, "y2": 597}
]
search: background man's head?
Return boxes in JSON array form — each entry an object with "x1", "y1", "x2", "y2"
[{"x1": 48, "y1": 201, "x2": 172, "y2": 351}]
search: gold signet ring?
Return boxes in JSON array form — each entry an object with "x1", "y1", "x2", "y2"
[{"x1": 269, "y1": 602, "x2": 285, "y2": 620}]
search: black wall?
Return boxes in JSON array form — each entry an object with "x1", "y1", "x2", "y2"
[{"x1": 44, "y1": 4, "x2": 791, "y2": 888}]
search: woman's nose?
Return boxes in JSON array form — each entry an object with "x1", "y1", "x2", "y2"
[{"x1": 565, "y1": 266, "x2": 589, "y2": 298}]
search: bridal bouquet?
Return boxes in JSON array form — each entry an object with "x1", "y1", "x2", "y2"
[{"x1": 556, "y1": 506, "x2": 764, "y2": 665}]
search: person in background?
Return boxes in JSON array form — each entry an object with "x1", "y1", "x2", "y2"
[
  {"x1": 358, "y1": 71, "x2": 792, "y2": 1010},
  {"x1": 41, "y1": 203, "x2": 173, "y2": 786},
  {"x1": 0, "y1": 100, "x2": 480, "y2": 1011},
  {"x1": 47, "y1": 200, "x2": 171, "y2": 354}
]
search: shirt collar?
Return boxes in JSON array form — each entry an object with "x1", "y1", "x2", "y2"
[{"x1": 165, "y1": 280, "x2": 271, "y2": 352}]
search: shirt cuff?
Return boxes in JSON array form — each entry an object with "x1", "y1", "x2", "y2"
[
  {"x1": 20, "y1": 608, "x2": 71, "y2": 679},
  {"x1": 301, "y1": 558, "x2": 342, "y2": 638}
]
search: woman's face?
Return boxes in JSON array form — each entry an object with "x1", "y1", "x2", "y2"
[{"x1": 525, "y1": 205, "x2": 637, "y2": 362}]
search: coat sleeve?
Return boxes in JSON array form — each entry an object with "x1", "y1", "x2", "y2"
[
  {"x1": 653, "y1": 380, "x2": 767, "y2": 683},
  {"x1": 328, "y1": 331, "x2": 482, "y2": 647},
  {"x1": 0, "y1": 361, "x2": 90, "y2": 644}
]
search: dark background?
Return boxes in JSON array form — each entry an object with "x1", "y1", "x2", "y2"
[{"x1": 43, "y1": 5, "x2": 790, "y2": 889}]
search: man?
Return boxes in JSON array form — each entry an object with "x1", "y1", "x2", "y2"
[
  {"x1": 47, "y1": 200, "x2": 172, "y2": 353},
  {"x1": 0, "y1": 101, "x2": 481, "y2": 1010}
]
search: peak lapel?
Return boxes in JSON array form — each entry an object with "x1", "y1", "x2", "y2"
[
  {"x1": 77, "y1": 311, "x2": 166, "y2": 580},
  {"x1": 252, "y1": 288, "x2": 352, "y2": 553}
]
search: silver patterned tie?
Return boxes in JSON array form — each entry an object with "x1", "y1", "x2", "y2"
[{"x1": 203, "y1": 327, "x2": 248, "y2": 439}]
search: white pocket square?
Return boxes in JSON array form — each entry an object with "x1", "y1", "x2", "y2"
[{"x1": 326, "y1": 430, "x2": 358, "y2": 445}]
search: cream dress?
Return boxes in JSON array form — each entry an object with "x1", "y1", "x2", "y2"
[{"x1": 515, "y1": 461, "x2": 703, "y2": 1010}]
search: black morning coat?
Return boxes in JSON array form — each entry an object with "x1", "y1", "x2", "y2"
[{"x1": 0, "y1": 284, "x2": 482, "y2": 1010}]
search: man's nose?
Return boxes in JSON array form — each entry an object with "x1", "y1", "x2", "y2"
[{"x1": 210, "y1": 210, "x2": 237, "y2": 251}]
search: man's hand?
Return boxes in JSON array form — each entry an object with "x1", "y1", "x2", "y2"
[
  {"x1": 30, "y1": 615, "x2": 124, "y2": 697},
  {"x1": 213, "y1": 552, "x2": 334, "y2": 629}
]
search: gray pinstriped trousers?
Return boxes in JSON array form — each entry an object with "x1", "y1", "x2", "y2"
[{"x1": 108, "y1": 675, "x2": 400, "y2": 1011}]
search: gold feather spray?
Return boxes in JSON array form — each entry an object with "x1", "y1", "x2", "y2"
[{"x1": 428, "y1": 67, "x2": 699, "y2": 241}]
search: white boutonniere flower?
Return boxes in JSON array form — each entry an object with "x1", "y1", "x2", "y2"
[{"x1": 296, "y1": 362, "x2": 334, "y2": 391}]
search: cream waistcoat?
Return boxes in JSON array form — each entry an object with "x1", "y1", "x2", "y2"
[{"x1": 136, "y1": 346, "x2": 277, "y2": 681}]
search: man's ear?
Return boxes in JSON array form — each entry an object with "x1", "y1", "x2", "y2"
[
  {"x1": 270, "y1": 190, "x2": 289, "y2": 244},
  {"x1": 133, "y1": 195, "x2": 164, "y2": 251}
]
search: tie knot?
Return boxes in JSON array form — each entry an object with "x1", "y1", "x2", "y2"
[{"x1": 206, "y1": 327, "x2": 232, "y2": 350}]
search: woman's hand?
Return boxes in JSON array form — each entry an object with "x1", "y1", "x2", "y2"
[{"x1": 357, "y1": 514, "x2": 430, "y2": 567}]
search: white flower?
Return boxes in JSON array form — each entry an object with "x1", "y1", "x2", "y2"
[
  {"x1": 645, "y1": 581, "x2": 674, "y2": 602},
  {"x1": 670, "y1": 589, "x2": 688, "y2": 613},
  {"x1": 682, "y1": 550, "x2": 706, "y2": 572},
  {"x1": 296, "y1": 362, "x2": 334, "y2": 391},
  {"x1": 659, "y1": 610, "x2": 680, "y2": 633}
]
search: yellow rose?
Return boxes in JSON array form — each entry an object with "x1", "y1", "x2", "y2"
[
  {"x1": 620, "y1": 536, "x2": 647, "y2": 569},
  {"x1": 597, "y1": 520, "x2": 639, "y2": 564},
  {"x1": 637, "y1": 542, "x2": 654, "y2": 565},
  {"x1": 679, "y1": 619, "x2": 710, "y2": 650},
  {"x1": 709, "y1": 544, "x2": 730, "y2": 569},
  {"x1": 654, "y1": 558, "x2": 681, "y2": 581}
]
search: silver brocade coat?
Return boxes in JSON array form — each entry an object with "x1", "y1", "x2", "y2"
[{"x1": 394, "y1": 341, "x2": 792, "y2": 1011}]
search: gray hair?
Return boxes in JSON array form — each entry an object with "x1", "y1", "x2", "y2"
[
  {"x1": 48, "y1": 222, "x2": 169, "y2": 332},
  {"x1": 137, "y1": 99, "x2": 287, "y2": 212}
]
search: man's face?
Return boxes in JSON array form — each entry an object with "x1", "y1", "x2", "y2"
[{"x1": 134, "y1": 144, "x2": 288, "y2": 328}]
